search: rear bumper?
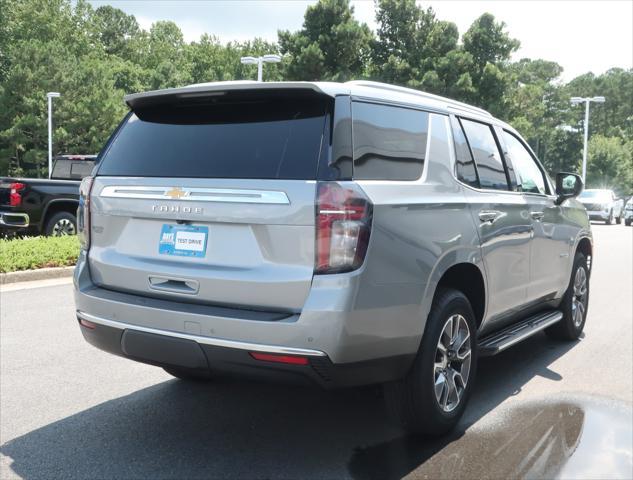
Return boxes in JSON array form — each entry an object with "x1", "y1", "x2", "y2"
[
  {"x1": 76, "y1": 310, "x2": 413, "y2": 388},
  {"x1": 73, "y1": 252, "x2": 419, "y2": 387},
  {"x1": 587, "y1": 211, "x2": 610, "y2": 220}
]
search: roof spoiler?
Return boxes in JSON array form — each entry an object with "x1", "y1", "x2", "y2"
[{"x1": 124, "y1": 81, "x2": 334, "y2": 110}]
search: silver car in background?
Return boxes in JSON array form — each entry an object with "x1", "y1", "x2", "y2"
[
  {"x1": 74, "y1": 81, "x2": 592, "y2": 435},
  {"x1": 578, "y1": 188, "x2": 624, "y2": 224}
]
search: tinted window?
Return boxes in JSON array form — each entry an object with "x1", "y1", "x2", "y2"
[
  {"x1": 502, "y1": 131, "x2": 548, "y2": 194},
  {"x1": 52, "y1": 159, "x2": 95, "y2": 180},
  {"x1": 352, "y1": 102, "x2": 428, "y2": 180},
  {"x1": 98, "y1": 94, "x2": 328, "y2": 179},
  {"x1": 460, "y1": 118, "x2": 509, "y2": 190},
  {"x1": 450, "y1": 116, "x2": 479, "y2": 188}
]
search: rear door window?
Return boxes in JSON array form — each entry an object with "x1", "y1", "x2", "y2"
[
  {"x1": 352, "y1": 102, "x2": 429, "y2": 180},
  {"x1": 97, "y1": 93, "x2": 328, "y2": 179},
  {"x1": 459, "y1": 118, "x2": 509, "y2": 191}
]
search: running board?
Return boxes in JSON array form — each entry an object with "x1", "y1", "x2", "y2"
[{"x1": 478, "y1": 310, "x2": 563, "y2": 357}]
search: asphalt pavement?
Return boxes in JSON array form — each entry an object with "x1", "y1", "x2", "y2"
[{"x1": 1, "y1": 223, "x2": 631, "y2": 479}]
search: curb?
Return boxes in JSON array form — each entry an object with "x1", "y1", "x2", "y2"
[{"x1": 0, "y1": 266, "x2": 75, "y2": 285}]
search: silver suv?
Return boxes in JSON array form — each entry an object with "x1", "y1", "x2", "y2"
[{"x1": 74, "y1": 81, "x2": 592, "y2": 435}]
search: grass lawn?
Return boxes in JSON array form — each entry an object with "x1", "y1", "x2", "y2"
[{"x1": 0, "y1": 235, "x2": 80, "y2": 273}]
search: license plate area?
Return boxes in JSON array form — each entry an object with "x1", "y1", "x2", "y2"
[{"x1": 158, "y1": 224, "x2": 208, "y2": 258}]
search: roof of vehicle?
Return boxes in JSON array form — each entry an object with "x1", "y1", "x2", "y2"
[{"x1": 124, "y1": 80, "x2": 496, "y2": 123}]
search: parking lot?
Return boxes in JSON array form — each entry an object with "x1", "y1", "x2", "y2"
[{"x1": 1, "y1": 223, "x2": 631, "y2": 479}]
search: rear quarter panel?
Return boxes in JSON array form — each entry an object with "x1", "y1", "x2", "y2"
[{"x1": 336, "y1": 113, "x2": 485, "y2": 362}]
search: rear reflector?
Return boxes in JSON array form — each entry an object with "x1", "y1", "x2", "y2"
[
  {"x1": 78, "y1": 318, "x2": 96, "y2": 329},
  {"x1": 249, "y1": 352, "x2": 309, "y2": 365}
]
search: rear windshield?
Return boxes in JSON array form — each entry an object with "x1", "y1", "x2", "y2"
[
  {"x1": 97, "y1": 93, "x2": 329, "y2": 179},
  {"x1": 52, "y1": 159, "x2": 95, "y2": 180}
]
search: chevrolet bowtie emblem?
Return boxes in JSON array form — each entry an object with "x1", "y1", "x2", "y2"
[{"x1": 165, "y1": 187, "x2": 187, "y2": 199}]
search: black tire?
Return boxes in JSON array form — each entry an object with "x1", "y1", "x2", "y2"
[
  {"x1": 545, "y1": 253, "x2": 589, "y2": 341},
  {"x1": 626, "y1": 219, "x2": 632, "y2": 226},
  {"x1": 384, "y1": 288, "x2": 477, "y2": 436},
  {"x1": 44, "y1": 211, "x2": 77, "y2": 236},
  {"x1": 616, "y1": 216, "x2": 622, "y2": 224},
  {"x1": 605, "y1": 211, "x2": 613, "y2": 225},
  {"x1": 163, "y1": 366, "x2": 213, "y2": 382}
]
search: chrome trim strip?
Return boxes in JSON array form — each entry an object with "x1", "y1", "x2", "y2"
[
  {"x1": 76, "y1": 310, "x2": 327, "y2": 357},
  {"x1": 100, "y1": 186, "x2": 290, "y2": 205},
  {"x1": 0, "y1": 212, "x2": 29, "y2": 227}
]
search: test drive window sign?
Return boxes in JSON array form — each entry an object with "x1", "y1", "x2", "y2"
[{"x1": 159, "y1": 224, "x2": 208, "y2": 258}]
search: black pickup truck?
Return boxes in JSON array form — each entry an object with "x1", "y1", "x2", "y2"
[{"x1": 0, "y1": 155, "x2": 96, "y2": 236}]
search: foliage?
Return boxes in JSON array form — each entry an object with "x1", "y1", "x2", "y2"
[
  {"x1": 0, "y1": 235, "x2": 79, "y2": 272},
  {"x1": 0, "y1": 0, "x2": 631, "y2": 192},
  {"x1": 587, "y1": 135, "x2": 633, "y2": 194},
  {"x1": 279, "y1": 0, "x2": 372, "y2": 81}
]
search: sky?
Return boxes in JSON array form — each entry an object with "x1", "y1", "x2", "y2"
[{"x1": 88, "y1": 0, "x2": 633, "y2": 82}]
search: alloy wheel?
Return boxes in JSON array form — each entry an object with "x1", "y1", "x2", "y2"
[
  {"x1": 434, "y1": 314, "x2": 472, "y2": 413},
  {"x1": 572, "y1": 266, "x2": 588, "y2": 327},
  {"x1": 52, "y1": 218, "x2": 76, "y2": 236}
]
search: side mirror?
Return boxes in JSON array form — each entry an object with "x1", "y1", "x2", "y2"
[{"x1": 555, "y1": 172, "x2": 583, "y2": 205}]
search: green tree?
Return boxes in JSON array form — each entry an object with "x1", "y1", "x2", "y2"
[
  {"x1": 90, "y1": 5, "x2": 140, "y2": 57},
  {"x1": 462, "y1": 13, "x2": 519, "y2": 113},
  {"x1": 587, "y1": 135, "x2": 633, "y2": 194},
  {"x1": 143, "y1": 21, "x2": 192, "y2": 89},
  {"x1": 371, "y1": 0, "x2": 434, "y2": 84},
  {"x1": 279, "y1": 0, "x2": 372, "y2": 81}
]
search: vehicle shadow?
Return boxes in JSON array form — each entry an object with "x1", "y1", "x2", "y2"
[{"x1": 1, "y1": 332, "x2": 580, "y2": 480}]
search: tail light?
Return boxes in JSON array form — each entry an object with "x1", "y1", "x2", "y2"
[
  {"x1": 9, "y1": 183, "x2": 25, "y2": 207},
  {"x1": 78, "y1": 176, "x2": 94, "y2": 250},
  {"x1": 315, "y1": 182, "x2": 372, "y2": 274}
]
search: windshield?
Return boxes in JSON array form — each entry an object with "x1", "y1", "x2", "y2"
[{"x1": 97, "y1": 92, "x2": 329, "y2": 179}]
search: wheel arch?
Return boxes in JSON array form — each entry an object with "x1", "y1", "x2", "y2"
[
  {"x1": 576, "y1": 236, "x2": 593, "y2": 274},
  {"x1": 434, "y1": 263, "x2": 486, "y2": 330},
  {"x1": 420, "y1": 250, "x2": 487, "y2": 336},
  {"x1": 40, "y1": 199, "x2": 79, "y2": 230}
]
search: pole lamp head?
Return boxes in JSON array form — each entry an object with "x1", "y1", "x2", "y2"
[
  {"x1": 47, "y1": 92, "x2": 61, "y2": 99},
  {"x1": 591, "y1": 96, "x2": 606, "y2": 103},
  {"x1": 240, "y1": 57, "x2": 258, "y2": 65},
  {"x1": 262, "y1": 54, "x2": 282, "y2": 63},
  {"x1": 570, "y1": 97, "x2": 584, "y2": 105}
]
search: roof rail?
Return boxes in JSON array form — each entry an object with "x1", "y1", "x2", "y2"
[{"x1": 345, "y1": 80, "x2": 492, "y2": 117}]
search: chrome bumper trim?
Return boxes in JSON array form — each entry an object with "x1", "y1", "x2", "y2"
[
  {"x1": 0, "y1": 212, "x2": 29, "y2": 227},
  {"x1": 76, "y1": 310, "x2": 327, "y2": 357}
]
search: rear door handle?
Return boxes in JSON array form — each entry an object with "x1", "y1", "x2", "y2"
[
  {"x1": 479, "y1": 210, "x2": 502, "y2": 223},
  {"x1": 530, "y1": 211, "x2": 545, "y2": 221}
]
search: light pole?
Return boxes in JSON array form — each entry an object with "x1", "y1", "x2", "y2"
[
  {"x1": 47, "y1": 92, "x2": 60, "y2": 179},
  {"x1": 240, "y1": 54, "x2": 281, "y2": 82},
  {"x1": 570, "y1": 96, "x2": 605, "y2": 183}
]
